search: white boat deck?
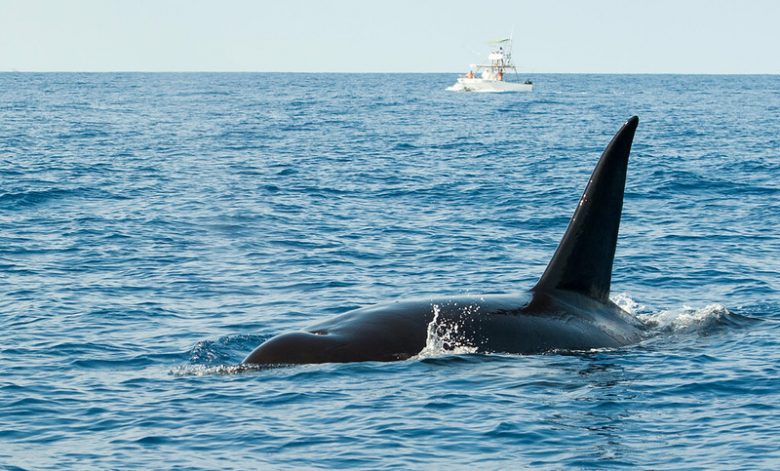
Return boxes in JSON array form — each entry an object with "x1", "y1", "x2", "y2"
[{"x1": 447, "y1": 37, "x2": 533, "y2": 93}]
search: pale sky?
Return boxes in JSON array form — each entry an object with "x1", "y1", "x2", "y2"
[{"x1": 1, "y1": 0, "x2": 778, "y2": 73}]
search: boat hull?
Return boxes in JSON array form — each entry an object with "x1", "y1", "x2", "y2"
[{"x1": 447, "y1": 77, "x2": 533, "y2": 93}]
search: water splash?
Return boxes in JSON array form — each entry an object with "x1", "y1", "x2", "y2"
[
  {"x1": 170, "y1": 364, "x2": 252, "y2": 376},
  {"x1": 643, "y1": 303, "x2": 735, "y2": 334},
  {"x1": 611, "y1": 293, "x2": 740, "y2": 336},
  {"x1": 416, "y1": 304, "x2": 478, "y2": 359},
  {"x1": 611, "y1": 292, "x2": 646, "y2": 315}
]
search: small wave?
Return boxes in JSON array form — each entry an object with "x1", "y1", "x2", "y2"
[
  {"x1": 176, "y1": 334, "x2": 275, "y2": 376},
  {"x1": 186, "y1": 334, "x2": 265, "y2": 366},
  {"x1": 0, "y1": 188, "x2": 74, "y2": 208},
  {"x1": 0, "y1": 187, "x2": 118, "y2": 209},
  {"x1": 276, "y1": 167, "x2": 297, "y2": 176}
]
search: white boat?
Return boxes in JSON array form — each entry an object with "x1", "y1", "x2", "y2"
[{"x1": 447, "y1": 37, "x2": 533, "y2": 93}]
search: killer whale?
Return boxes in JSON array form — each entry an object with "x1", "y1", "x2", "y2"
[{"x1": 244, "y1": 116, "x2": 646, "y2": 365}]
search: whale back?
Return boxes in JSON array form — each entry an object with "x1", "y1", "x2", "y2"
[{"x1": 533, "y1": 117, "x2": 638, "y2": 304}]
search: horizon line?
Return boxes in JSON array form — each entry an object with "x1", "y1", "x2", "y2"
[{"x1": 2, "y1": 70, "x2": 779, "y2": 76}]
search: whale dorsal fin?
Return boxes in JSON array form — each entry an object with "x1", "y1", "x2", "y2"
[{"x1": 533, "y1": 116, "x2": 638, "y2": 304}]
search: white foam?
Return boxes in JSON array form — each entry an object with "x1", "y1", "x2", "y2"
[
  {"x1": 610, "y1": 292, "x2": 734, "y2": 335},
  {"x1": 170, "y1": 364, "x2": 251, "y2": 376},
  {"x1": 642, "y1": 303, "x2": 733, "y2": 334}
]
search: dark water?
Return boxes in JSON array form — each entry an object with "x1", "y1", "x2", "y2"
[{"x1": 1, "y1": 73, "x2": 779, "y2": 469}]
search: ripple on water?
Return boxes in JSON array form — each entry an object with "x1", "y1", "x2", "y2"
[{"x1": 2, "y1": 73, "x2": 780, "y2": 469}]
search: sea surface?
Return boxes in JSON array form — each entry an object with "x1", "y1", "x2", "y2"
[{"x1": 1, "y1": 73, "x2": 779, "y2": 469}]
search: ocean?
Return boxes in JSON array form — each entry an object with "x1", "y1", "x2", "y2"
[{"x1": 1, "y1": 72, "x2": 779, "y2": 469}]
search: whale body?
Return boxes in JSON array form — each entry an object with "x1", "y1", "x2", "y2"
[{"x1": 244, "y1": 117, "x2": 646, "y2": 365}]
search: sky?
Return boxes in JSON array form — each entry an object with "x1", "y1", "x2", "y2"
[{"x1": 1, "y1": 0, "x2": 779, "y2": 73}]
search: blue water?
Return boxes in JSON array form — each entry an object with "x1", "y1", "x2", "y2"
[{"x1": 1, "y1": 73, "x2": 779, "y2": 469}]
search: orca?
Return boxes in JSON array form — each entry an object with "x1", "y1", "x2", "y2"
[{"x1": 244, "y1": 116, "x2": 646, "y2": 365}]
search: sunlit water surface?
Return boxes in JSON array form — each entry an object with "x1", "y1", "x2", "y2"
[{"x1": 1, "y1": 73, "x2": 779, "y2": 469}]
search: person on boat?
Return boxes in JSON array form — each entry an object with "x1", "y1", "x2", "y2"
[
  {"x1": 466, "y1": 70, "x2": 474, "y2": 79},
  {"x1": 497, "y1": 70, "x2": 503, "y2": 81}
]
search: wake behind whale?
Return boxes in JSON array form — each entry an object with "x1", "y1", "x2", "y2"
[{"x1": 244, "y1": 117, "x2": 646, "y2": 365}]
